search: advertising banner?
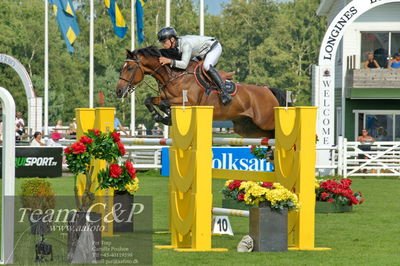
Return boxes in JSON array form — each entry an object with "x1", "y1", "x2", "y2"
[
  {"x1": 161, "y1": 147, "x2": 273, "y2": 176},
  {"x1": 0, "y1": 147, "x2": 63, "y2": 177}
]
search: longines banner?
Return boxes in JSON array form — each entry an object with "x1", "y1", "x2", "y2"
[
  {"x1": 161, "y1": 147, "x2": 273, "y2": 176},
  {"x1": 0, "y1": 147, "x2": 62, "y2": 177},
  {"x1": 316, "y1": 0, "x2": 400, "y2": 165}
]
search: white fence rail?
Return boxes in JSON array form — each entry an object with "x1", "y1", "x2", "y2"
[
  {"x1": 59, "y1": 137, "x2": 400, "y2": 177},
  {"x1": 341, "y1": 140, "x2": 400, "y2": 177}
]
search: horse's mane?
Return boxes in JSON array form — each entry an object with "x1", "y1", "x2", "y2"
[{"x1": 130, "y1": 46, "x2": 182, "y2": 60}]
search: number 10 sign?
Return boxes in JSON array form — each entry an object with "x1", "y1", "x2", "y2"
[{"x1": 212, "y1": 216, "x2": 234, "y2": 236}]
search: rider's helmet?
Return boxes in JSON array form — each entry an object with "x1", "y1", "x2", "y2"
[{"x1": 157, "y1": 27, "x2": 177, "y2": 42}]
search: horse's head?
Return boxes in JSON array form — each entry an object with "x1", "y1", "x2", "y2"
[{"x1": 116, "y1": 50, "x2": 146, "y2": 98}]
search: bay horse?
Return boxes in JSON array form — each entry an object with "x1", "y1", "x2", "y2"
[{"x1": 116, "y1": 46, "x2": 289, "y2": 138}]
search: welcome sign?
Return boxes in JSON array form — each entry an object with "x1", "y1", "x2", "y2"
[{"x1": 161, "y1": 147, "x2": 273, "y2": 176}]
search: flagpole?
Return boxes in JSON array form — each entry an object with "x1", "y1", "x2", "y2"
[
  {"x1": 89, "y1": 0, "x2": 94, "y2": 108},
  {"x1": 200, "y1": 0, "x2": 204, "y2": 36},
  {"x1": 166, "y1": 0, "x2": 170, "y2": 26},
  {"x1": 163, "y1": 0, "x2": 171, "y2": 138},
  {"x1": 44, "y1": 0, "x2": 49, "y2": 136},
  {"x1": 130, "y1": 0, "x2": 136, "y2": 136}
]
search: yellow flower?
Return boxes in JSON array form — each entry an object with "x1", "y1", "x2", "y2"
[
  {"x1": 225, "y1": 180, "x2": 233, "y2": 187},
  {"x1": 125, "y1": 178, "x2": 139, "y2": 195}
]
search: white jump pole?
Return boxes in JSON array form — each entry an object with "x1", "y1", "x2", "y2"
[
  {"x1": 212, "y1": 207, "x2": 249, "y2": 218},
  {"x1": 212, "y1": 137, "x2": 275, "y2": 146},
  {"x1": 0, "y1": 87, "x2": 16, "y2": 264},
  {"x1": 120, "y1": 137, "x2": 276, "y2": 146}
]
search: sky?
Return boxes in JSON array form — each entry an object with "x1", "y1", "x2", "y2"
[{"x1": 206, "y1": 0, "x2": 291, "y2": 15}]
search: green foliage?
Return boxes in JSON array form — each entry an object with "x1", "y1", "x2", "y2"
[
  {"x1": 20, "y1": 178, "x2": 56, "y2": 211},
  {"x1": 0, "y1": 0, "x2": 326, "y2": 128}
]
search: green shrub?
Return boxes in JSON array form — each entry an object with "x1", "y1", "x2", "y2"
[{"x1": 20, "y1": 178, "x2": 56, "y2": 211}]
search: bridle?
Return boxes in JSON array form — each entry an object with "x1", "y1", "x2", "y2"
[{"x1": 118, "y1": 58, "x2": 144, "y2": 98}]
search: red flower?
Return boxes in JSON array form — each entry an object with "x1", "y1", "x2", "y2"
[
  {"x1": 359, "y1": 198, "x2": 365, "y2": 204},
  {"x1": 89, "y1": 129, "x2": 101, "y2": 136},
  {"x1": 109, "y1": 164, "x2": 122, "y2": 178},
  {"x1": 261, "y1": 182, "x2": 273, "y2": 188},
  {"x1": 125, "y1": 160, "x2": 136, "y2": 179},
  {"x1": 321, "y1": 192, "x2": 329, "y2": 200},
  {"x1": 117, "y1": 142, "x2": 126, "y2": 156},
  {"x1": 71, "y1": 142, "x2": 86, "y2": 154},
  {"x1": 250, "y1": 145, "x2": 255, "y2": 153},
  {"x1": 64, "y1": 147, "x2": 73, "y2": 154},
  {"x1": 111, "y1": 131, "x2": 121, "y2": 142},
  {"x1": 228, "y1": 180, "x2": 243, "y2": 190},
  {"x1": 79, "y1": 136, "x2": 93, "y2": 144},
  {"x1": 350, "y1": 196, "x2": 358, "y2": 205},
  {"x1": 327, "y1": 198, "x2": 334, "y2": 203},
  {"x1": 237, "y1": 193, "x2": 245, "y2": 201}
]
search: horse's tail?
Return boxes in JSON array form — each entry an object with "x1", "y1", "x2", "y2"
[{"x1": 268, "y1": 87, "x2": 293, "y2": 107}]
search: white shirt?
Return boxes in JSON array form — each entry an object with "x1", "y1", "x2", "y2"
[
  {"x1": 47, "y1": 139, "x2": 62, "y2": 147},
  {"x1": 30, "y1": 139, "x2": 43, "y2": 147},
  {"x1": 15, "y1": 117, "x2": 24, "y2": 130}
]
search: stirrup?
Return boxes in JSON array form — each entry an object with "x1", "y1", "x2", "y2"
[{"x1": 220, "y1": 93, "x2": 232, "y2": 105}]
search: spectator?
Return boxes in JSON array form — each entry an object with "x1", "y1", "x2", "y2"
[
  {"x1": 152, "y1": 123, "x2": 162, "y2": 135},
  {"x1": 114, "y1": 114, "x2": 130, "y2": 137},
  {"x1": 30, "y1": 131, "x2": 45, "y2": 146},
  {"x1": 357, "y1": 129, "x2": 376, "y2": 143},
  {"x1": 376, "y1": 127, "x2": 389, "y2": 141},
  {"x1": 389, "y1": 53, "x2": 400, "y2": 69},
  {"x1": 364, "y1": 52, "x2": 380, "y2": 69},
  {"x1": 357, "y1": 129, "x2": 375, "y2": 161},
  {"x1": 15, "y1": 111, "x2": 25, "y2": 140},
  {"x1": 69, "y1": 118, "x2": 77, "y2": 135},
  {"x1": 54, "y1": 120, "x2": 63, "y2": 133},
  {"x1": 47, "y1": 132, "x2": 62, "y2": 147}
]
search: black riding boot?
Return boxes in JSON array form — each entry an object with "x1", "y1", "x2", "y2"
[{"x1": 207, "y1": 66, "x2": 232, "y2": 105}]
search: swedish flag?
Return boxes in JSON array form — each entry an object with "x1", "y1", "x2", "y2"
[
  {"x1": 136, "y1": 0, "x2": 147, "y2": 44},
  {"x1": 104, "y1": 0, "x2": 128, "y2": 39},
  {"x1": 49, "y1": 0, "x2": 80, "y2": 53}
]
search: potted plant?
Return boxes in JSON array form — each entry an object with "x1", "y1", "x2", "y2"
[
  {"x1": 315, "y1": 178, "x2": 364, "y2": 213},
  {"x1": 240, "y1": 181, "x2": 299, "y2": 252},
  {"x1": 64, "y1": 129, "x2": 139, "y2": 262},
  {"x1": 20, "y1": 178, "x2": 56, "y2": 235},
  {"x1": 96, "y1": 131, "x2": 139, "y2": 233}
]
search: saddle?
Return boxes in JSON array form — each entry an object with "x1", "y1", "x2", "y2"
[{"x1": 194, "y1": 62, "x2": 237, "y2": 96}]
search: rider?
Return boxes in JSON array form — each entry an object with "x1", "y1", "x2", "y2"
[{"x1": 157, "y1": 27, "x2": 232, "y2": 105}]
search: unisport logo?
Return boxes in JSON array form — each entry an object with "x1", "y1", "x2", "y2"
[{"x1": 15, "y1": 157, "x2": 57, "y2": 167}]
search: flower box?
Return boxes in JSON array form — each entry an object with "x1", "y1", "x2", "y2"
[
  {"x1": 315, "y1": 201, "x2": 352, "y2": 213},
  {"x1": 221, "y1": 199, "x2": 252, "y2": 210},
  {"x1": 113, "y1": 191, "x2": 134, "y2": 233},
  {"x1": 315, "y1": 178, "x2": 364, "y2": 212},
  {"x1": 249, "y1": 201, "x2": 288, "y2": 252}
]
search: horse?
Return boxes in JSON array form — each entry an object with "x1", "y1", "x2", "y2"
[{"x1": 116, "y1": 46, "x2": 289, "y2": 138}]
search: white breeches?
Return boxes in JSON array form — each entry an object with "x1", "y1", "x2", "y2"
[{"x1": 203, "y1": 43, "x2": 222, "y2": 71}]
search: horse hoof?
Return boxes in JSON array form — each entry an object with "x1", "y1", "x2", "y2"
[{"x1": 162, "y1": 117, "x2": 171, "y2": 126}]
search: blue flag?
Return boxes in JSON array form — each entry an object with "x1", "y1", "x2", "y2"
[
  {"x1": 136, "y1": 0, "x2": 147, "y2": 44},
  {"x1": 104, "y1": 0, "x2": 128, "y2": 38},
  {"x1": 49, "y1": 0, "x2": 80, "y2": 53}
]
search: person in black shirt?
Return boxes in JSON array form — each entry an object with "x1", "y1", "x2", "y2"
[{"x1": 364, "y1": 52, "x2": 380, "y2": 69}]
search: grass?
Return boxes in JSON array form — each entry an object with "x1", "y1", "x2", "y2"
[{"x1": 3, "y1": 172, "x2": 400, "y2": 265}]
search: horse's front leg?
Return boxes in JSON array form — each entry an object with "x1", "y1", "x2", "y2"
[
  {"x1": 144, "y1": 97, "x2": 166, "y2": 123},
  {"x1": 156, "y1": 97, "x2": 185, "y2": 126}
]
